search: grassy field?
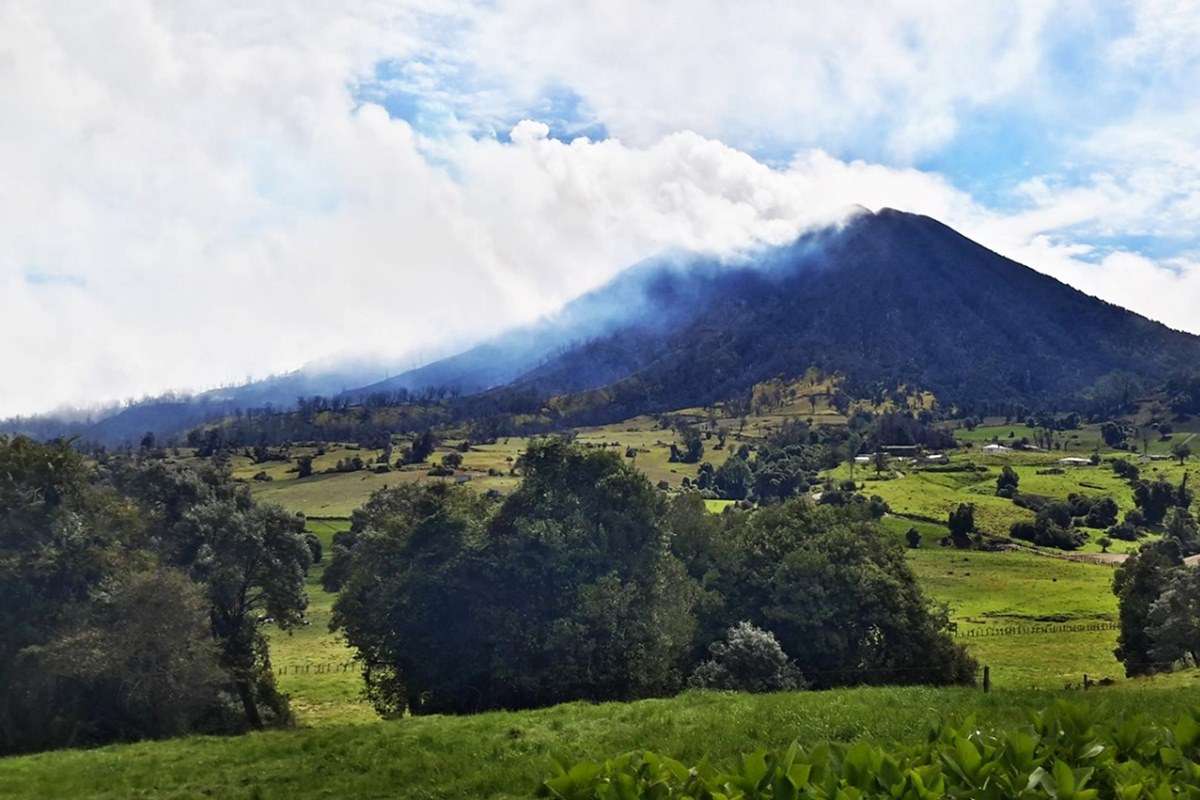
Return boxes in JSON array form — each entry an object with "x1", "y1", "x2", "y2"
[
  {"x1": 266, "y1": 519, "x2": 377, "y2": 726},
  {"x1": 831, "y1": 447, "x2": 1190, "y2": 553},
  {"x1": 5, "y1": 685, "x2": 1200, "y2": 800}
]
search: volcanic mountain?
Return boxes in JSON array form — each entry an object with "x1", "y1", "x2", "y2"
[
  {"x1": 390, "y1": 207, "x2": 1200, "y2": 421},
  {"x1": 11, "y1": 208, "x2": 1200, "y2": 443}
]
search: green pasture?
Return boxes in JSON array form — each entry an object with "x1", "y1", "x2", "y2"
[{"x1": 5, "y1": 685, "x2": 1200, "y2": 800}]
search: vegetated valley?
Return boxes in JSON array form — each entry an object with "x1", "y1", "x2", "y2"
[{"x1": 6, "y1": 211, "x2": 1200, "y2": 798}]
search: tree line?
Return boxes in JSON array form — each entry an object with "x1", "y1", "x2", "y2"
[
  {"x1": 0, "y1": 436, "x2": 316, "y2": 754},
  {"x1": 323, "y1": 439, "x2": 976, "y2": 716}
]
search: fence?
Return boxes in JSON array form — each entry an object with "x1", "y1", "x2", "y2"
[{"x1": 953, "y1": 621, "x2": 1119, "y2": 639}]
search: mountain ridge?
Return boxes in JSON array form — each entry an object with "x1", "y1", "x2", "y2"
[{"x1": 8, "y1": 208, "x2": 1199, "y2": 443}]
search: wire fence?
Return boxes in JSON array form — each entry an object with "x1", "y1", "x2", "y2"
[
  {"x1": 274, "y1": 661, "x2": 357, "y2": 676},
  {"x1": 953, "y1": 621, "x2": 1119, "y2": 639}
]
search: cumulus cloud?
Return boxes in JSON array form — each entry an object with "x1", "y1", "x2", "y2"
[{"x1": 2, "y1": 0, "x2": 1200, "y2": 418}]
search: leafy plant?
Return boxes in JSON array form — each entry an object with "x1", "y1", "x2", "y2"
[{"x1": 539, "y1": 702, "x2": 1200, "y2": 799}]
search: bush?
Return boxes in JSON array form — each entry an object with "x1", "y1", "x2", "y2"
[
  {"x1": 303, "y1": 532, "x2": 323, "y2": 563},
  {"x1": 1084, "y1": 497, "x2": 1119, "y2": 528},
  {"x1": 1107, "y1": 522, "x2": 1139, "y2": 541},
  {"x1": 995, "y1": 465, "x2": 1019, "y2": 497},
  {"x1": 688, "y1": 622, "x2": 805, "y2": 693},
  {"x1": 947, "y1": 503, "x2": 975, "y2": 548}
]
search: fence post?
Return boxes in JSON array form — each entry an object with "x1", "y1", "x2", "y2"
[
  {"x1": 1083, "y1": 673, "x2": 1091, "y2": 690},
  {"x1": 982, "y1": 665, "x2": 990, "y2": 693}
]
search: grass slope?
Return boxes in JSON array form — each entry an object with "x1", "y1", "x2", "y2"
[{"x1": 5, "y1": 686, "x2": 1200, "y2": 800}]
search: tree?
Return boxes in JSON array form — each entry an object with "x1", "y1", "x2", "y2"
[
  {"x1": 905, "y1": 527, "x2": 922, "y2": 549},
  {"x1": 0, "y1": 437, "x2": 292, "y2": 753},
  {"x1": 1097, "y1": 536, "x2": 1113, "y2": 553},
  {"x1": 174, "y1": 499, "x2": 311, "y2": 728},
  {"x1": 1147, "y1": 566, "x2": 1200, "y2": 667},
  {"x1": 1173, "y1": 441, "x2": 1192, "y2": 464},
  {"x1": 36, "y1": 570, "x2": 225, "y2": 744},
  {"x1": 406, "y1": 430, "x2": 437, "y2": 464},
  {"x1": 1114, "y1": 540, "x2": 1183, "y2": 676},
  {"x1": 441, "y1": 451, "x2": 463, "y2": 469},
  {"x1": 296, "y1": 455, "x2": 314, "y2": 478},
  {"x1": 1134, "y1": 479, "x2": 1188, "y2": 525},
  {"x1": 995, "y1": 465, "x2": 1019, "y2": 498},
  {"x1": 873, "y1": 450, "x2": 888, "y2": 476},
  {"x1": 1084, "y1": 497, "x2": 1119, "y2": 529},
  {"x1": 714, "y1": 455, "x2": 753, "y2": 500},
  {"x1": 707, "y1": 501, "x2": 976, "y2": 687},
  {"x1": 1164, "y1": 508, "x2": 1200, "y2": 556},
  {"x1": 332, "y1": 441, "x2": 696, "y2": 715},
  {"x1": 948, "y1": 503, "x2": 976, "y2": 548},
  {"x1": 689, "y1": 622, "x2": 805, "y2": 693},
  {"x1": 1101, "y1": 421, "x2": 1127, "y2": 448},
  {"x1": 669, "y1": 428, "x2": 704, "y2": 464}
]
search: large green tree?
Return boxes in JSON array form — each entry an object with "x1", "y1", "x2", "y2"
[
  {"x1": 1114, "y1": 540, "x2": 1184, "y2": 676},
  {"x1": 679, "y1": 499, "x2": 976, "y2": 688},
  {"x1": 332, "y1": 440, "x2": 696, "y2": 715}
]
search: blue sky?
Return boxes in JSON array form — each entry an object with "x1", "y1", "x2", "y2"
[{"x1": 3, "y1": 1, "x2": 1200, "y2": 416}]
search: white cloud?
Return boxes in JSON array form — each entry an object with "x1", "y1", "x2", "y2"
[
  {"x1": 3, "y1": 0, "x2": 1200, "y2": 418},
  {"x1": 457, "y1": 0, "x2": 1057, "y2": 161}
]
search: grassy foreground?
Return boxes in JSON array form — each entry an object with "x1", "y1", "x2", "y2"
[{"x1": 5, "y1": 686, "x2": 1200, "y2": 799}]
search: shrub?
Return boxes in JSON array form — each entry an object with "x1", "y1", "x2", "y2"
[
  {"x1": 995, "y1": 465, "x2": 1019, "y2": 497},
  {"x1": 947, "y1": 503, "x2": 975, "y2": 548},
  {"x1": 689, "y1": 622, "x2": 805, "y2": 693},
  {"x1": 1108, "y1": 522, "x2": 1139, "y2": 541},
  {"x1": 303, "y1": 532, "x2": 323, "y2": 564},
  {"x1": 1084, "y1": 497, "x2": 1119, "y2": 528},
  {"x1": 905, "y1": 527, "x2": 921, "y2": 548},
  {"x1": 539, "y1": 703, "x2": 1200, "y2": 799}
]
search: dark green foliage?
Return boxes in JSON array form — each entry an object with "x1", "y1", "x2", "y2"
[
  {"x1": 1133, "y1": 478, "x2": 1192, "y2": 525},
  {"x1": 31, "y1": 570, "x2": 225, "y2": 746},
  {"x1": 303, "y1": 531, "x2": 323, "y2": 563},
  {"x1": 905, "y1": 527, "x2": 922, "y2": 549},
  {"x1": 1164, "y1": 508, "x2": 1200, "y2": 556},
  {"x1": 296, "y1": 455, "x2": 313, "y2": 478},
  {"x1": 669, "y1": 428, "x2": 704, "y2": 464},
  {"x1": 0, "y1": 436, "x2": 306, "y2": 754},
  {"x1": 1101, "y1": 421, "x2": 1128, "y2": 448},
  {"x1": 1008, "y1": 501, "x2": 1088, "y2": 550},
  {"x1": 1084, "y1": 497, "x2": 1119, "y2": 529},
  {"x1": 406, "y1": 430, "x2": 437, "y2": 464},
  {"x1": 331, "y1": 441, "x2": 695, "y2": 715},
  {"x1": 995, "y1": 465, "x2": 1019, "y2": 498},
  {"x1": 1112, "y1": 458, "x2": 1140, "y2": 481},
  {"x1": 714, "y1": 455, "x2": 753, "y2": 500},
  {"x1": 1114, "y1": 540, "x2": 1184, "y2": 676},
  {"x1": 1010, "y1": 519, "x2": 1087, "y2": 550},
  {"x1": 689, "y1": 622, "x2": 805, "y2": 693},
  {"x1": 947, "y1": 503, "x2": 975, "y2": 548},
  {"x1": 1147, "y1": 567, "x2": 1200, "y2": 667},
  {"x1": 1107, "y1": 522, "x2": 1139, "y2": 542},
  {"x1": 331, "y1": 447, "x2": 973, "y2": 719},
  {"x1": 684, "y1": 500, "x2": 976, "y2": 689},
  {"x1": 540, "y1": 703, "x2": 1200, "y2": 800},
  {"x1": 167, "y1": 498, "x2": 311, "y2": 729}
]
